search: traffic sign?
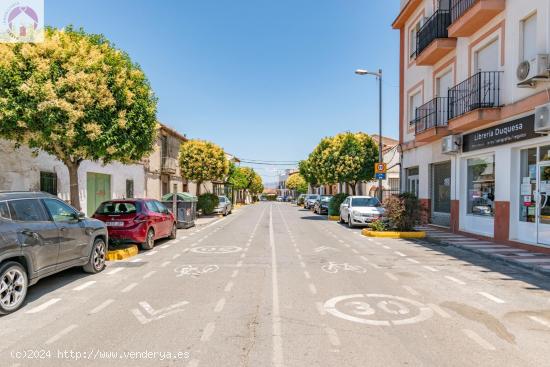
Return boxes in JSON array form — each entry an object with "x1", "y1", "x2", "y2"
[
  {"x1": 375, "y1": 173, "x2": 386, "y2": 180},
  {"x1": 375, "y1": 162, "x2": 387, "y2": 174}
]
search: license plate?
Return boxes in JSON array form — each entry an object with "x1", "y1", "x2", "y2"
[{"x1": 106, "y1": 221, "x2": 124, "y2": 227}]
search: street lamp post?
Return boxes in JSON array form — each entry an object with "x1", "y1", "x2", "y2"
[{"x1": 355, "y1": 68, "x2": 383, "y2": 202}]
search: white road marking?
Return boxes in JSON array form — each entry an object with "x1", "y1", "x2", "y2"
[
  {"x1": 159, "y1": 244, "x2": 171, "y2": 249},
  {"x1": 237, "y1": 260, "x2": 243, "y2": 267},
  {"x1": 26, "y1": 298, "x2": 61, "y2": 314},
  {"x1": 394, "y1": 251, "x2": 407, "y2": 257},
  {"x1": 106, "y1": 268, "x2": 124, "y2": 275},
  {"x1": 300, "y1": 261, "x2": 306, "y2": 268},
  {"x1": 445, "y1": 276, "x2": 466, "y2": 285},
  {"x1": 72, "y1": 281, "x2": 96, "y2": 291},
  {"x1": 295, "y1": 248, "x2": 300, "y2": 253},
  {"x1": 367, "y1": 238, "x2": 374, "y2": 242},
  {"x1": 462, "y1": 329, "x2": 496, "y2": 351},
  {"x1": 201, "y1": 322, "x2": 216, "y2": 342},
  {"x1": 368, "y1": 263, "x2": 382, "y2": 269},
  {"x1": 351, "y1": 249, "x2": 359, "y2": 254},
  {"x1": 316, "y1": 302, "x2": 327, "y2": 316},
  {"x1": 231, "y1": 270, "x2": 239, "y2": 278},
  {"x1": 143, "y1": 271, "x2": 156, "y2": 279},
  {"x1": 303, "y1": 271, "x2": 311, "y2": 279},
  {"x1": 240, "y1": 253, "x2": 246, "y2": 258},
  {"x1": 325, "y1": 327, "x2": 341, "y2": 347},
  {"x1": 297, "y1": 254, "x2": 303, "y2": 261},
  {"x1": 385, "y1": 272, "x2": 398, "y2": 281},
  {"x1": 344, "y1": 244, "x2": 351, "y2": 248},
  {"x1": 423, "y1": 266, "x2": 439, "y2": 272},
  {"x1": 224, "y1": 281, "x2": 234, "y2": 292},
  {"x1": 214, "y1": 298, "x2": 226, "y2": 313},
  {"x1": 406, "y1": 258, "x2": 420, "y2": 264},
  {"x1": 309, "y1": 284, "x2": 317, "y2": 295},
  {"x1": 478, "y1": 292, "x2": 506, "y2": 304},
  {"x1": 427, "y1": 303, "x2": 451, "y2": 318},
  {"x1": 338, "y1": 239, "x2": 344, "y2": 243},
  {"x1": 46, "y1": 324, "x2": 78, "y2": 345},
  {"x1": 402, "y1": 286, "x2": 419, "y2": 296},
  {"x1": 270, "y1": 205, "x2": 284, "y2": 367},
  {"x1": 121, "y1": 282, "x2": 139, "y2": 293},
  {"x1": 130, "y1": 258, "x2": 143, "y2": 263},
  {"x1": 172, "y1": 254, "x2": 181, "y2": 259},
  {"x1": 360, "y1": 256, "x2": 369, "y2": 262},
  {"x1": 161, "y1": 261, "x2": 171, "y2": 268},
  {"x1": 145, "y1": 251, "x2": 158, "y2": 256},
  {"x1": 529, "y1": 316, "x2": 550, "y2": 328},
  {"x1": 89, "y1": 299, "x2": 115, "y2": 315},
  {"x1": 383, "y1": 245, "x2": 391, "y2": 250}
]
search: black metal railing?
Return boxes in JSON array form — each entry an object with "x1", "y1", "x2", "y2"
[
  {"x1": 415, "y1": 97, "x2": 449, "y2": 134},
  {"x1": 417, "y1": 10, "x2": 452, "y2": 56},
  {"x1": 450, "y1": 0, "x2": 476, "y2": 23},
  {"x1": 448, "y1": 71, "x2": 503, "y2": 120}
]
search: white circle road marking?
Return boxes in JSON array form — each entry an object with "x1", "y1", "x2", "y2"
[
  {"x1": 324, "y1": 294, "x2": 433, "y2": 326},
  {"x1": 190, "y1": 246, "x2": 243, "y2": 254}
]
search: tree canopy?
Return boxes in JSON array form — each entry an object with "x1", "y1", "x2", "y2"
[
  {"x1": 286, "y1": 173, "x2": 308, "y2": 194},
  {"x1": 0, "y1": 27, "x2": 158, "y2": 209}
]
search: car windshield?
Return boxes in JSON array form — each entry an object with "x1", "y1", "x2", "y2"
[
  {"x1": 96, "y1": 201, "x2": 139, "y2": 214},
  {"x1": 320, "y1": 196, "x2": 332, "y2": 202},
  {"x1": 218, "y1": 197, "x2": 226, "y2": 202},
  {"x1": 351, "y1": 198, "x2": 380, "y2": 207},
  {"x1": 308, "y1": 195, "x2": 319, "y2": 199}
]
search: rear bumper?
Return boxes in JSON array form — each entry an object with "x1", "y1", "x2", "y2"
[{"x1": 107, "y1": 223, "x2": 148, "y2": 244}]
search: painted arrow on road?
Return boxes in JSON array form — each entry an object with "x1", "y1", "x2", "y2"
[{"x1": 131, "y1": 301, "x2": 189, "y2": 324}]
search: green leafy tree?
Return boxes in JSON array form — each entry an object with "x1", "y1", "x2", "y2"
[
  {"x1": 298, "y1": 159, "x2": 317, "y2": 191},
  {"x1": 286, "y1": 173, "x2": 307, "y2": 194},
  {"x1": 227, "y1": 163, "x2": 249, "y2": 191},
  {"x1": 179, "y1": 140, "x2": 229, "y2": 195},
  {"x1": 0, "y1": 27, "x2": 157, "y2": 209},
  {"x1": 249, "y1": 172, "x2": 264, "y2": 195}
]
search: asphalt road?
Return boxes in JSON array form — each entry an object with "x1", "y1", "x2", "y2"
[{"x1": 1, "y1": 203, "x2": 550, "y2": 367}]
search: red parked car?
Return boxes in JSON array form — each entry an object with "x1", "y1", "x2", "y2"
[{"x1": 92, "y1": 199, "x2": 177, "y2": 250}]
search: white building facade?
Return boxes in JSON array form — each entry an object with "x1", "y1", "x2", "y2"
[{"x1": 393, "y1": 0, "x2": 550, "y2": 247}]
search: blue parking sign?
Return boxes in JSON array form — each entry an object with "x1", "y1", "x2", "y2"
[{"x1": 375, "y1": 173, "x2": 386, "y2": 180}]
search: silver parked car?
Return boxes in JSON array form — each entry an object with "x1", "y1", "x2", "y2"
[
  {"x1": 304, "y1": 194, "x2": 320, "y2": 210},
  {"x1": 340, "y1": 196, "x2": 385, "y2": 228},
  {"x1": 214, "y1": 196, "x2": 233, "y2": 216}
]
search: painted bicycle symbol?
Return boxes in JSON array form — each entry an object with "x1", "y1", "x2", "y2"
[
  {"x1": 174, "y1": 264, "x2": 220, "y2": 278},
  {"x1": 324, "y1": 294, "x2": 433, "y2": 326},
  {"x1": 190, "y1": 246, "x2": 242, "y2": 254},
  {"x1": 321, "y1": 262, "x2": 366, "y2": 274}
]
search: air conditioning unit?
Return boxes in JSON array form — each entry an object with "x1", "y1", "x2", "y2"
[
  {"x1": 517, "y1": 54, "x2": 550, "y2": 87},
  {"x1": 535, "y1": 103, "x2": 550, "y2": 133},
  {"x1": 442, "y1": 135, "x2": 461, "y2": 154}
]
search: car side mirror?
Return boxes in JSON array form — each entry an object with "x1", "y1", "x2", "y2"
[{"x1": 74, "y1": 212, "x2": 86, "y2": 220}]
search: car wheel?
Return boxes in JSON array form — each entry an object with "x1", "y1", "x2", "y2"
[
  {"x1": 223, "y1": 208, "x2": 228, "y2": 216},
  {"x1": 169, "y1": 224, "x2": 177, "y2": 240},
  {"x1": 83, "y1": 238, "x2": 107, "y2": 274},
  {"x1": 348, "y1": 216, "x2": 355, "y2": 228},
  {"x1": 141, "y1": 228, "x2": 155, "y2": 250},
  {"x1": 339, "y1": 215, "x2": 344, "y2": 223},
  {"x1": 0, "y1": 261, "x2": 28, "y2": 315}
]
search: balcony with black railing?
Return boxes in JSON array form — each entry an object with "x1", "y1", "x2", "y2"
[
  {"x1": 416, "y1": 10, "x2": 456, "y2": 65},
  {"x1": 414, "y1": 97, "x2": 450, "y2": 142},
  {"x1": 447, "y1": 71, "x2": 503, "y2": 131},
  {"x1": 448, "y1": 0, "x2": 505, "y2": 37}
]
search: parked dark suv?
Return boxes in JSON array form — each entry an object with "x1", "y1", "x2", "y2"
[{"x1": 0, "y1": 192, "x2": 108, "y2": 315}]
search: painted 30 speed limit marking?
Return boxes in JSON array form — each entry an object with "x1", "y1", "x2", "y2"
[{"x1": 324, "y1": 294, "x2": 433, "y2": 326}]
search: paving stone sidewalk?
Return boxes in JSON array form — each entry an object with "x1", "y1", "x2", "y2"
[{"x1": 417, "y1": 225, "x2": 550, "y2": 276}]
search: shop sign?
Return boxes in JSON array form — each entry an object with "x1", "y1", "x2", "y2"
[{"x1": 462, "y1": 115, "x2": 539, "y2": 153}]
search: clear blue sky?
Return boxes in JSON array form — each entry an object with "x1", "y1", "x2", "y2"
[{"x1": 46, "y1": 0, "x2": 400, "y2": 185}]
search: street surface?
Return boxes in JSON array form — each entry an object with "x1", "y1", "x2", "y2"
[{"x1": 1, "y1": 203, "x2": 550, "y2": 366}]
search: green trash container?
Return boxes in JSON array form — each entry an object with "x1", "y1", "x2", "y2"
[{"x1": 162, "y1": 192, "x2": 198, "y2": 229}]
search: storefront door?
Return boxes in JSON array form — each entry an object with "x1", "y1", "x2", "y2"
[
  {"x1": 431, "y1": 162, "x2": 451, "y2": 227},
  {"x1": 538, "y1": 163, "x2": 550, "y2": 246}
]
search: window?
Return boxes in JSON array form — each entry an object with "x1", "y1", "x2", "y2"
[
  {"x1": 474, "y1": 39, "x2": 499, "y2": 72},
  {"x1": 96, "y1": 201, "x2": 139, "y2": 215},
  {"x1": 409, "y1": 21, "x2": 422, "y2": 59},
  {"x1": 406, "y1": 167, "x2": 419, "y2": 197},
  {"x1": 8, "y1": 199, "x2": 49, "y2": 222},
  {"x1": 409, "y1": 91, "x2": 422, "y2": 125},
  {"x1": 145, "y1": 201, "x2": 160, "y2": 213},
  {"x1": 40, "y1": 171, "x2": 57, "y2": 195},
  {"x1": 521, "y1": 13, "x2": 537, "y2": 62},
  {"x1": 519, "y1": 148, "x2": 537, "y2": 223},
  {"x1": 351, "y1": 197, "x2": 381, "y2": 207},
  {"x1": 0, "y1": 202, "x2": 10, "y2": 220},
  {"x1": 540, "y1": 145, "x2": 550, "y2": 162},
  {"x1": 154, "y1": 201, "x2": 169, "y2": 214},
  {"x1": 467, "y1": 155, "x2": 495, "y2": 217},
  {"x1": 388, "y1": 178, "x2": 400, "y2": 191},
  {"x1": 126, "y1": 180, "x2": 134, "y2": 199},
  {"x1": 43, "y1": 198, "x2": 77, "y2": 222}
]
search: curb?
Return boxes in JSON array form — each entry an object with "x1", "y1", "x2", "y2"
[
  {"x1": 328, "y1": 216, "x2": 340, "y2": 221},
  {"x1": 421, "y1": 236, "x2": 550, "y2": 277},
  {"x1": 362, "y1": 229, "x2": 426, "y2": 239},
  {"x1": 107, "y1": 245, "x2": 139, "y2": 261}
]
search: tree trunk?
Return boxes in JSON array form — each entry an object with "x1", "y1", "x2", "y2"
[
  {"x1": 348, "y1": 182, "x2": 356, "y2": 195},
  {"x1": 66, "y1": 161, "x2": 81, "y2": 211},
  {"x1": 196, "y1": 181, "x2": 202, "y2": 196}
]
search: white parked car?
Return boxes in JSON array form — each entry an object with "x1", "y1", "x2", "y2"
[{"x1": 339, "y1": 196, "x2": 385, "y2": 228}]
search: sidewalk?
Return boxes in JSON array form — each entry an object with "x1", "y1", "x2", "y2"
[{"x1": 417, "y1": 225, "x2": 550, "y2": 277}]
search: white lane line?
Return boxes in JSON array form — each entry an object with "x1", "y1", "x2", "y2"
[
  {"x1": 240, "y1": 253, "x2": 246, "y2": 258},
  {"x1": 89, "y1": 299, "x2": 115, "y2": 315},
  {"x1": 325, "y1": 327, "x2": 341, "y2": 347},
  {"x1": 214, "y1": 298, "x2": 226, "y2": 313},
  {"x1": 394, "y1": 251, "x2": 407, "y2": 257},
  {"x1": 121, "y1": 282, "x2": 138, "y2": 293},
  {"x1": 26, "y1": 298, "x2": 62, "y2": 314},
  {"x1": 367, "y1": 238, "x2": 374, "y2": 242},
  {"x1": 161, "y1": 261, "x2": 171, "y2": 268},
  {"x1": 368, "y1": 263, "x2": 382, "y2": 269},
  {"x1": 427, "y1": 303, "x2": 451, "y2": 318},
  {"x1": 159, "y1": 244, "x2": 171, "y2": 249},
  {"x1": 201, "y1": 322, "x2": 216, "y2": 342},
  {"x1": 402, "y1": 285, "x2": 419, "y2": 296},
  {"x1": 478, "y1": 292, "x2": 506, "y2": 304},
  {"x1": 423, "y1": 266, "x2": 439, "y2": 272},
  {"x1": 145, "y1": 250, "x2": 158, "y2": 256},
  {"x1": 406, "y1": 258, "x2": 420, "y2": 264},
  {"x1": 344, "y1": 244, "x2": 351, "y2": 248},
  {"x1": 338, "y1": 239, "x2": 344, "y2": 243},
  {"x1": 385, "y1": 272, "x2": 398, "y2": 281},
  {"x1": 224, "y1": 281, "x2": 234, "y2": 292},
  {"x1": 270, "y1": 205, "x2": 284, "y2": 367},
  {"x1": 351, "y1": 249, "x2": 359, "y2": 254},
  {"x1": 179, "y1": 236, "x2": 188, "y2": 240},
  {"x1": 382, "y1": 245, "x2": 391, "y2": 250},
  {"x1": 231, "y1": 270, "x2": 239, "y2": 278},
  {"x1": 143, "y1": 271, "x2": 156, "y2": 279},
  {"x1": 316, "y1": 302, "x2": 326, "y2": 316},
  {"x1": 300, "y1": 261, "x2": 306, "y2": 268},
  {"x1": 172, "y1": 254, "x2": 181, "y2": 259},
  {"x1": 72, "y1": 281, "x2": 96, "y2": 291},
  {"x1": 360, "y1": 256, "x2": 369, "y2": 262},
  {"x1": 130, "y1": 258, "x2": 143, "y2": 263},
  {"x1": 237, "y1": 260, "x2": 243, "y2": 267},
  {"x1": 462, "y1": 329, "x2": 496, "y2": 351},
  {"x1": 303, "y1": 271, "x2": 311, "y2": 279},
  {"x1": 45, "y1": 324, "x2": 78, "y2": 345},
  {"x1": 529, "y1": 316, "x2": 550, "y2": 328},
  {"x1": 297, "y1": 254, "x2": 303, "y2": 261},
  {"x1": 106, "y1": 268, "x2": 124, "y2": 275},
  {"x1": 309, "y1": 284, "x2": 317, "y2": 295},
  {"x1": 295, "y1": 248, "x2": 300, "y2": 253},
  {"x1": 445, "y1": 276, "x2": 466, "y2": 285}
]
